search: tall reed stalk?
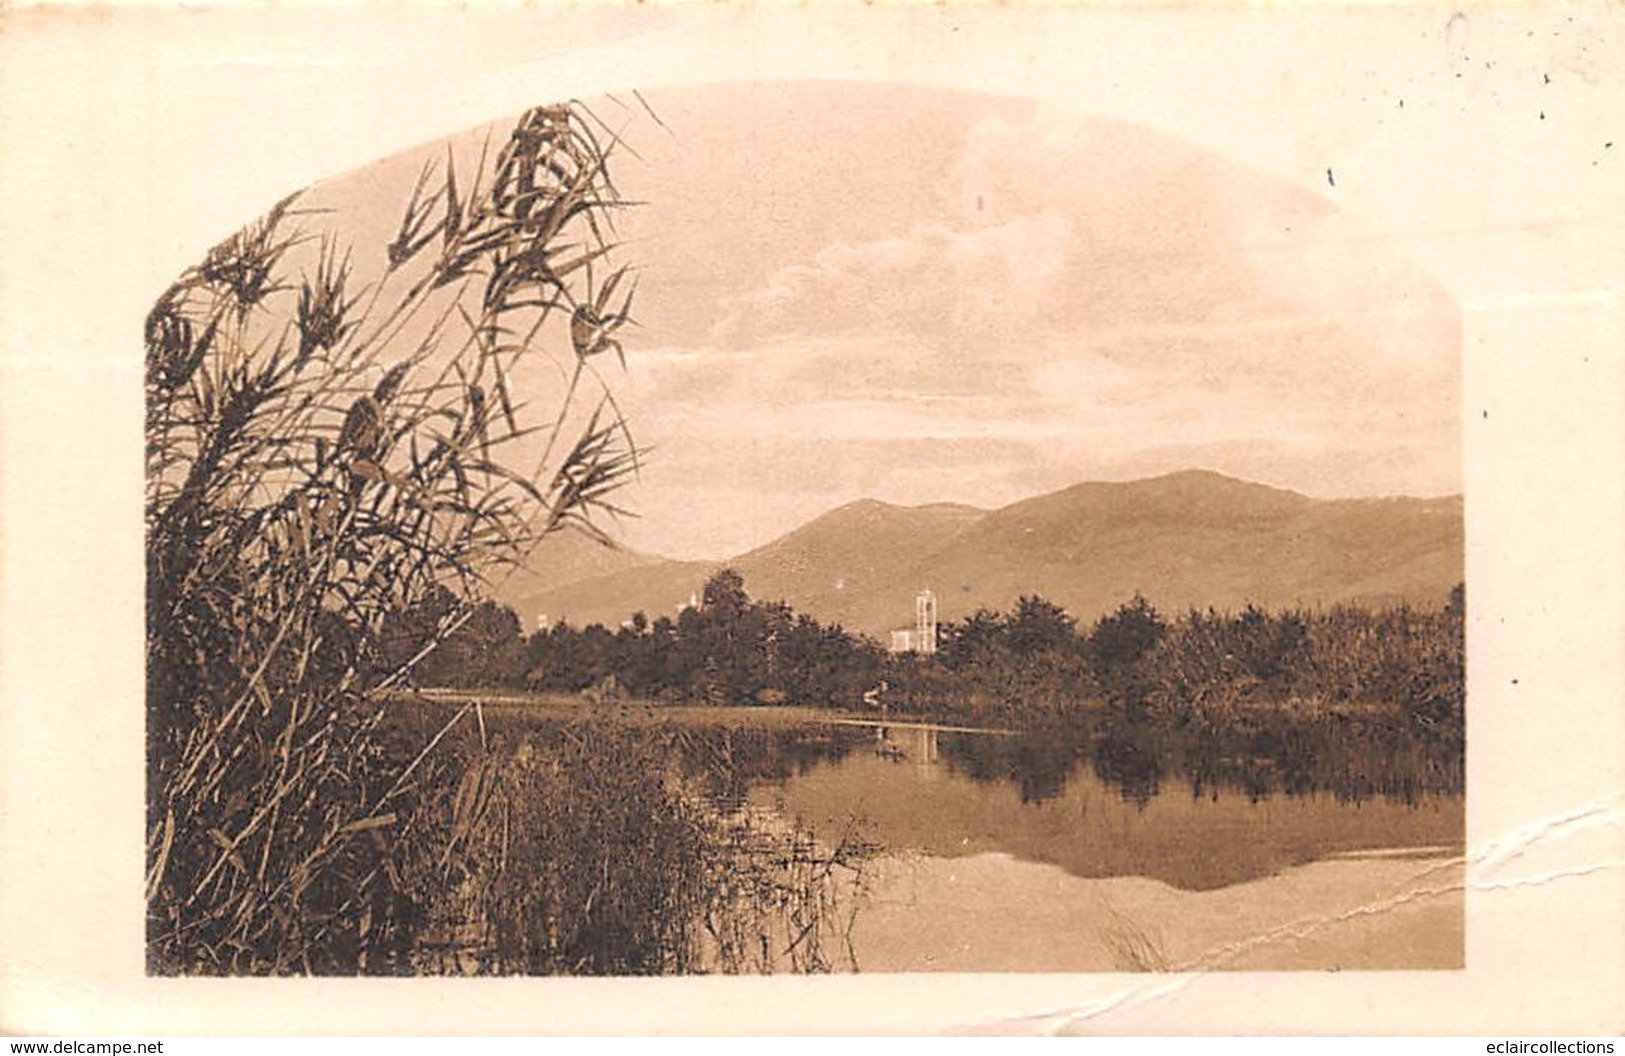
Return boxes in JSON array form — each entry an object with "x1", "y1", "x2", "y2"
[
  {"x1": 145, "y1": 103, "x2": 641, "y2": 973},
  {"x1": 385, "y1": 713, "x2": 874, "y2": 976}
]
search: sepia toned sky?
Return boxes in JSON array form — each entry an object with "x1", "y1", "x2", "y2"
[{"x1": 310, "y1": 81, "x2": 1461, "y2": 559}]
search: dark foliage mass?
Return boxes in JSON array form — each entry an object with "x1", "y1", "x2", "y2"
[
  {"x1": 419, "y1": 567, "x2": 1464, "y2": 735},
  {"x1": 516, "y1": 570, "x2": 886, "y2": 709}
]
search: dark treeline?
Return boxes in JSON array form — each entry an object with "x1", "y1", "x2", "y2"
[
  {"x1": 382, "y1": 568, "x2": 884, "y2": 707},
  {"x1": 393, "y1": 568, "x2": 1465, "y2": 737},
  {"x1": 893, "y1": 586, "x2": 1465, "y2": 734}
]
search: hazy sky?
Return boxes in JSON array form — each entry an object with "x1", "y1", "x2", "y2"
[{"x1": 310, "y1": 81, "x2": 1461, "y2": 559}]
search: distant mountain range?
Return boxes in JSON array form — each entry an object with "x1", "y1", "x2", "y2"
[{"x1": 497, "y1": 470, "x2": 1464, "y2": 639}]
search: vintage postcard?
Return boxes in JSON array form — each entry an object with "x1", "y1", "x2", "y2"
[{"x1": 1, "y1": 1, "x2": 1621, "y2": 1037}]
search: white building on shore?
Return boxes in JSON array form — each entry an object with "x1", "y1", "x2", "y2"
[{"x1": 888, "y1": 589, "x2": 938, "y2": 655}]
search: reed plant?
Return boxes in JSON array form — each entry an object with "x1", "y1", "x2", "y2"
[
  {"x1": 380, "y1": 705, "x2": 874, "y2": 975},
  {"x1": 145, "y1": 103, "x2": 644, "y2": 973}
]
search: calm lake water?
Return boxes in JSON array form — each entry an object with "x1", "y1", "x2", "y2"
[
  {"x1": 728, "y1": 718, "x2": 1463, "y2": 892},
  {"x1": 400, "y1": 696, "x2": 1465, "y2": 969}
]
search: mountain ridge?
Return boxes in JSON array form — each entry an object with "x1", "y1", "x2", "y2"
[{"x1": 501, "y1": 470, "x2": 1463, "y2": 637}]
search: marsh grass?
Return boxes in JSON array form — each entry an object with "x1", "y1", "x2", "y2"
[
  {"x1": 381, "y1": 703, "x2": 875, "y2": 975},
  {"x1": 142, "y1": 102, "x2": 692, "y2": 974}
]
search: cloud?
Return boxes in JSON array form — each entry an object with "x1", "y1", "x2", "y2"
[
  {"x1": 709, "y1": 213, "x2": 1072, "y2": 356},
  {"x1": 606, "y1": 91, "x2": 1460, "y2": 557}
]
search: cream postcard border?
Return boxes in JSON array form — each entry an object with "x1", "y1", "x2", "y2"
[{"x1": 1, "y1": 2, "x2": 1621, "y2": 1036}]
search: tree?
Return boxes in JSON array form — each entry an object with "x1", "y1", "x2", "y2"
[
  {"x1": 1005, "y1": 594, "x2": 1078, "y2": 657},
  {"x1": 417, "y1": 601, "x2": 526, "y2": 687},
  {"x1": 937, "y1": 608, "x2": 1007, "y2": 672},
  {"x1": 1089, "y1": 594, "x2": 1167, "y2": 670},
  {"x1": 1218, "y1": 604, "x2": 1307, "y2": 687},
  {"x1": 701, "y1": 567, "x2": 749, "y2": 618},
  {"x1": 374, "y1": 582, "x2": 459, "y2": 683},
  {"x1": 1088, "y1": 595, "x2": 1167, "y2": 711}
]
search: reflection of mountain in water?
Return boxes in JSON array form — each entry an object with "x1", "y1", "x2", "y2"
[
  {"x1": 493, "y1": 711, "x2": 1463, "y2": 892},
  {"x1": 736, "y1": 719, "x2": 1463, "y2": 892}
]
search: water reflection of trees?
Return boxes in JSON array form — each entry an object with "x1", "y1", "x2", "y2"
[
  {"x1": 465, "y1": 707, "x2": 1460, "y2": 814},
  {"x1": 666, "y1": 724, "x2": 872, "y2": 810},
  {"x1": 933, "y1": 711, "x2": 1462, "y2": 808},
  {"x1": 934, "y1": 726, "x2": 1161, "y2": 807},
  {"x1": 1089, "y1": 729, "x2": 1164, "y2": 807},
  {"x1": 1165, "y1": 712, "x2": 1463, "y2": 807},
  {"x1": 935, "y1": 732, "x2": 1080, "y2": 804}
]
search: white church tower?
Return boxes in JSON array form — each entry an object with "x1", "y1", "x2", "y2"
[{"x1": 915, "y1": 588, "x2": 938, "y2": 656}]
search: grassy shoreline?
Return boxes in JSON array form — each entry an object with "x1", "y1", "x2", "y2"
[{"x1": 395, "y1": 685, "x2": 1431, "y2": 729}]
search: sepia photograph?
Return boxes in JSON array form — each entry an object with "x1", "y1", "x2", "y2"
[
  {"x1": 3, "y1": 0, "x2": 1623, "y2": 1038},
  {"x1": 143, "y1": 82, "x2": 1465, "y2": 977}
]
